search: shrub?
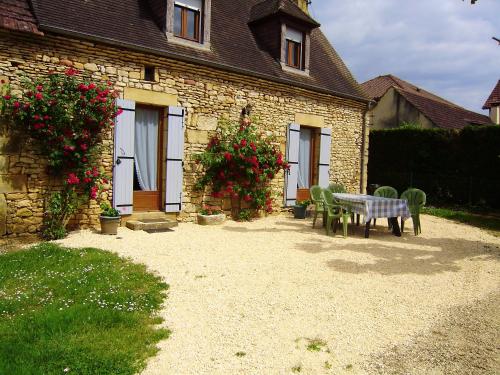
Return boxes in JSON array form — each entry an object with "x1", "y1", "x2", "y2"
[
  {"x1": 194, "y1": 116, "x2": 289, "y2": 217},
  {"x1": 1, "y1": 69, "x2": 122, "y2": 237}
]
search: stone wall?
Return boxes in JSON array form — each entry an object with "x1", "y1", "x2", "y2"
[{"x1": 0, "y1": 29, "x2": 368, "y2": 236}]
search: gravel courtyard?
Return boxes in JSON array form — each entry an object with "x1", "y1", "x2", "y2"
[{"x1": 58, "y1": 214, "x2": 500, "y2": 374}]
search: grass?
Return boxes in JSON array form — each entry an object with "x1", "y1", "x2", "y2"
[
  {"x1": 0, "y1": 243, "x2": 170, "y2": 375},
  {"x1": 306, "y1": 338, "x2": 328, "y2": 352},
  {"x1": 422, "y1": 206, "x2": 500, "y2": 235}
]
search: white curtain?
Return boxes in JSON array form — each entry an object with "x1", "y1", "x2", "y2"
[
  {"x1": 135, "y1": 108, "x2": 159, "y2": 191},
  {"x1": 298, "y1": 128, "x2": 311, "y2": 188}
]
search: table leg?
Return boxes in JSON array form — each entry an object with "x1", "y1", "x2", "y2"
[
  {"x1": 364, "y1": 220, "x2": 371, "y2": 238},
  {"x1": 389, "y1": 217, "x2": 401, "y2": 237},
  {"x1": 356, "y1": 214, "x2": 360, "y2": 226}
]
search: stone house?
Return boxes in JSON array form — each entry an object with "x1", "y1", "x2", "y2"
[
  {"x1": 483, "y1": 80, "x2": 500, "y2": 125},
  {"x1": 0, "y1": 0, "x2": 370, "y2": 236},
  {"x1": 362, "y1": 75, "x2": 492, "y2": 130}
]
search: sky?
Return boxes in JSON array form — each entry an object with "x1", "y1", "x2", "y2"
[{"x1": 309, "y1": 0, "x2": 500, "y2": 113}]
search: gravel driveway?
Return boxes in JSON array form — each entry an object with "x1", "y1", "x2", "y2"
[{"x1": 58, "y1": 214, "x2": 500, "y2": 374}]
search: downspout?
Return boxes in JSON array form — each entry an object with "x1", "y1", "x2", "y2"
[{"x1": 359, "y1": 101, "x2": 375, "y2": 194}]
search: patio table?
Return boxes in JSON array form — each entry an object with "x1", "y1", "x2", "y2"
[{"x1": 332, "y1": 193, "x2": 411, "y2": 238}]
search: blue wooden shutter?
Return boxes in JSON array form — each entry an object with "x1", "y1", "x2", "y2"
[
  {"x1": 113, "y1": 99, "x2": 135, "y2": 215},
  {"x1": 318, "y1": 127, "x2": 332, "y2": 188},
  {"x1": 284, "y1": 123, "x2": 300, "y2": 207},
  {"x1": 165, "y1": 106, "x2": 185, "y2": 213}
]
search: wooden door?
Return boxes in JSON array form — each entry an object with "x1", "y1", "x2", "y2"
[{"x1": 133, "y1": 106, "x2": 164, "y2": 212}]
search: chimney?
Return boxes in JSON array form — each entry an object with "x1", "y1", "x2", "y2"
[{"x1": 293, "y1": 0, "x2": 310, "y2": 14}]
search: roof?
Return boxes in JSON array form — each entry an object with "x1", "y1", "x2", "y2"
[
  {"x1": 0, "y1": 0, "x2": 367, "y2": 103},
  {"x1": 249, "y1": 0, "x2": 320, "y2": 27},
  {"x1": 362, "y1": 75, "x2": 492, "y2": 130},
  {"x1": 483, "y1": 80, "x2": 500, "y2": 109},
  {"x1": 0, "y1": 0, "x2": 41, "y2": 35}
]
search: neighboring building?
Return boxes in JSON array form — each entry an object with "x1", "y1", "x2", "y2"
[
  {"x1": 362, "y1": 74, "x2": 492, "y2": 130},
  {"x1": 483, "y1": 80, "x2": 500, "y2": 125},
  {"x1": 0, "y1": 0, "x2": 370, "y2": 236}
]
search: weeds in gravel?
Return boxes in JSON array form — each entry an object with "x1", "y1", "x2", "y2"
[
  {"x1": 306, "y1": 338, "x2": 328, "y2": 352},
  {"x1": 346, "y1": 363, "x2": 353, "y2": 370},
  {"x1": 235, "y1": 351, "x2": 246, "y2": 357},
  {"x1": 0, "y1": 243, "x2": 169, "y2": 375},
  {"x1": 292, "y1": 364, "x2": 302, "y2": 373},
  {"x1": 324, "y1": 361, "x2": 332, "y2": 369}
]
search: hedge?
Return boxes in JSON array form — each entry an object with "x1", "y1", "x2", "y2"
[{"x1": 368, "y1": 126, "x2": 500, "y2": 208}]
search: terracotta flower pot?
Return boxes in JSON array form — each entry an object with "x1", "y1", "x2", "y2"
[
  {"x1": 197, "y1": 213, "x2": 226, "y2": 226},
  {"x1": 100, "y1": 215, "x2": 120, "y2": 235}
]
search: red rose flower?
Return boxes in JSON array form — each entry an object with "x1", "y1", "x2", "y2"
[
  {"x1": 224, "y1": 152, "x2": 232, "y2": 161},
  {"x1": 35, "y1": 93, "x2": 43, "y2": 100},
  {"x1": 233, "y1": 143, "x2": 239, "y2": 150},
  {"x1": 36, "y1": 85, "x2": 43, "y2": 92},
  {"x1": 66, "y1": 173, "x2": 80, "y2": 185},
  {"x1": 13, "y1": 101, "x2": 20, "y2": 109},
  {"x1": 3, "y1": 95, "x2": 11, "y2": 100},
  {"x1": 240, "y1": 139, "x2": 247, "y2": 147},
  {"x1": 243, "y1": 194, "x2": 252, "y2": 202}
]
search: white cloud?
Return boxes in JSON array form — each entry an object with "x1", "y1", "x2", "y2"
[{"x1": 311, "y1": 0, "x2": 500, "y2": 112}]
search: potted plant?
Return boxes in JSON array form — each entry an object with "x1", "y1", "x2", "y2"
[
  {"x1": 293, "y1": 200, "x2": 311, "y2": 219},
  {"x1": 197, "y1": 205, "x2": 226, "y2": 226},
  {"x1": 99, "y1": 202, "x2": 121, "y2": 235}
]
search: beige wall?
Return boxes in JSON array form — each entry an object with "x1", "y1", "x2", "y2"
[
  {"x1": 0, "y1": 29, "x2": 366, "y2": 236},
  {"x1": 490, "y1": 106, "x2": 500, "y2": 125},
  {"x1": 370, "y1": 88, "x2": 434, "y2": 129}
]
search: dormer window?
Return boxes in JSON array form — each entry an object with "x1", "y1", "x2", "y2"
[
  {"x1": 285, "y1": 27, "x2": 304, "y2": 69},
  {"x1": 166, "y1": 0, "x2": 211, "y2": 49},
  {"x1": 174, "y1": 0, "x2": 201, "y2": 42}
]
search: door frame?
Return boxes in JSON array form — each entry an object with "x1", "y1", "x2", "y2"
[
  {"x1": 133, "y1": 105, "x2": 165, "y2": 212},
  {"x1": 296, "y1": 126, "x2": 319, "y2": 202}
]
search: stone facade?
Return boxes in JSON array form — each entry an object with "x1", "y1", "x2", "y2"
[{"x1": 0, "y1": 29, "x2": 369, "y2": 236}]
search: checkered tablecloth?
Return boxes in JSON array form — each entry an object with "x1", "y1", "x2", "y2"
[{"x1": 332, "y1": 193, "x2": 411, "y2": 223}]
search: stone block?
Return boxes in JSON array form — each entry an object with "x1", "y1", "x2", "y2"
[
  {"x1": 0, "y1": 194, "x2": 6, "y2": 235},
  {"x1": 0, "y1": 174, "x2": 27, "y2": 193},
  {"x1": 186, "y1": 130, "x2": 209, "y2": 144},
  {"x1": 84, "y1": 63, "x2": 99, "y2": 72},
  {"x1": 197, "y1": 115, "x2": 218, "y2": 131},
  {"x1": 16, "y1": 208, "x2": 32, "y2": 218}
]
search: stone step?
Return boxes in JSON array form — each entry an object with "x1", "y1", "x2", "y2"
[{"x1": 125, "y1": 218, "x2": 178, "y2": 231}]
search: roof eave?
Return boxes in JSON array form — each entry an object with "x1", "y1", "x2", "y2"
[{"x1": 38, "y1": 23, "x2": 369, "y2": 104}]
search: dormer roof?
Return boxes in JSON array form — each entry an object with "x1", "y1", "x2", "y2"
[
  {"x1": 483, "y1": 80, "x2": 500, "y2": 109},
  {"x1": 249, "y1": 0, "x2": 320, "y2": 28}
]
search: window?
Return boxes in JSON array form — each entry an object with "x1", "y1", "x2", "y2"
[
  {"x1": 174, "y1": 0, "x2": 202, "y2": 42},
  {"x1": 144, "y1": 66, "x2": 156, "y2": 82},
  {"x1": 285, "y1": 27, "x2": 304, "y2": 69}
]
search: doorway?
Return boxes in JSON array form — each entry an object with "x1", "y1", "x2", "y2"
[
  {"x1": 133, "y1": 106, "x2": 164, "y2": 211},
  {"x1": 296, "y1": 127, "x2": 319, "y2": 202}
]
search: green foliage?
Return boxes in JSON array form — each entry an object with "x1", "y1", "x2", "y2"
[
  {"x1": 399, "y1": 121, "x2": 422, "y2": 129},
  {"x1": 368, "y1": 126, "x2": 500, "y2": 208},
  {"x1": 100, "y1": 202, "x2": 120, "y2": 217},
  {"x1": 194, "y1": 117, "x2": 289, "y2": 214},
  {"x1": 199, "y1": 204, "x2": 222, "y2": 216},
  {"x1": 42, "y1": 190, "x2": 82, "y2": 240},
  {"x1": 422, "y1": 206, "x2": 500, "y2": 235},
  {"x1": 0, "y1": 243, "x2": 169, "y2": 375},
  {"x1": 237, "y1": 209, "x2": 253, "y2": 222},
  {"x1": 296, "y1": 199, "x2": 311, "y2": 208}
]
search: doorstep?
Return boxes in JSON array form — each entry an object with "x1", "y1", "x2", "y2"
[{"x1": 123, "y1": 212, "x2": 178, "y2": 231}]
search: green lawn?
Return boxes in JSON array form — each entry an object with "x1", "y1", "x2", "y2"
[
  {"x1": 0, "y1": 243, "x2": 170, "y2": 375},
  {"x1": 423, "y1": 206, "x2": 500, "y2": 236}
]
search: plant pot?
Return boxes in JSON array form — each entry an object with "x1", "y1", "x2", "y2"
[
  {"x1": 197, "y1": 213, "x2": 226, "y2": 226},
  {"x1": 293, "y1": 205, "x2": 307, "y2": 219},
  {"x1": 100, "y1": 215, "x2": 120, "y2": 235}
]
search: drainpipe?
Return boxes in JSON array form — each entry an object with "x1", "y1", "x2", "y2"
[{"x1": 360, "y1": 101, "x2": 375, "y2": 194}]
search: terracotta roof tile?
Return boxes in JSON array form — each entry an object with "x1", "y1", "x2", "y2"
[
  {"x1": 483, "y1": 80, "x2": 500, "y2": 109},
  {"x1": 0, "y1": 0, "x2": 42, "y2": 35},
  {"x1": 362, "y1": 75, "x2": 492, "y2": 130},
  {"x1": 21, "y1": 0, "x2": 365, "y2": 101}
]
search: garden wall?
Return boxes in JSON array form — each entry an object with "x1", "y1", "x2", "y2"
[
  {"x1": 368, "y1": 126, "x2": 500, "y2": 208},
  {"x1": 0, "y1": 29, "x2": 368, "y2": 236}
]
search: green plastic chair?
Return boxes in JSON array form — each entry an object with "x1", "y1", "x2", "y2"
[
  {"x1": 373, "y1": 186, "x2": 398, "y2": 229},
  {"x1": 322, "y1": 189, "x2": 349, "y2": 237},
  {"x1": 310, "y1": 185, "x2": 325, "y2": 228},
  {"x1": 400, "y1": 188, "x2": 426, "y2": 235},
  {"x1": 328, "y1": 183, "x2": 347, "y2": 193}
]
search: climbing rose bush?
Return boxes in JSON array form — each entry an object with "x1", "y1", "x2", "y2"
[
  {"x1": 0, "y1": 68, "x2": 122, "y2": 238},
  {"x1": 194, "y1": 117, "x2": 289, "y2": 214}
]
